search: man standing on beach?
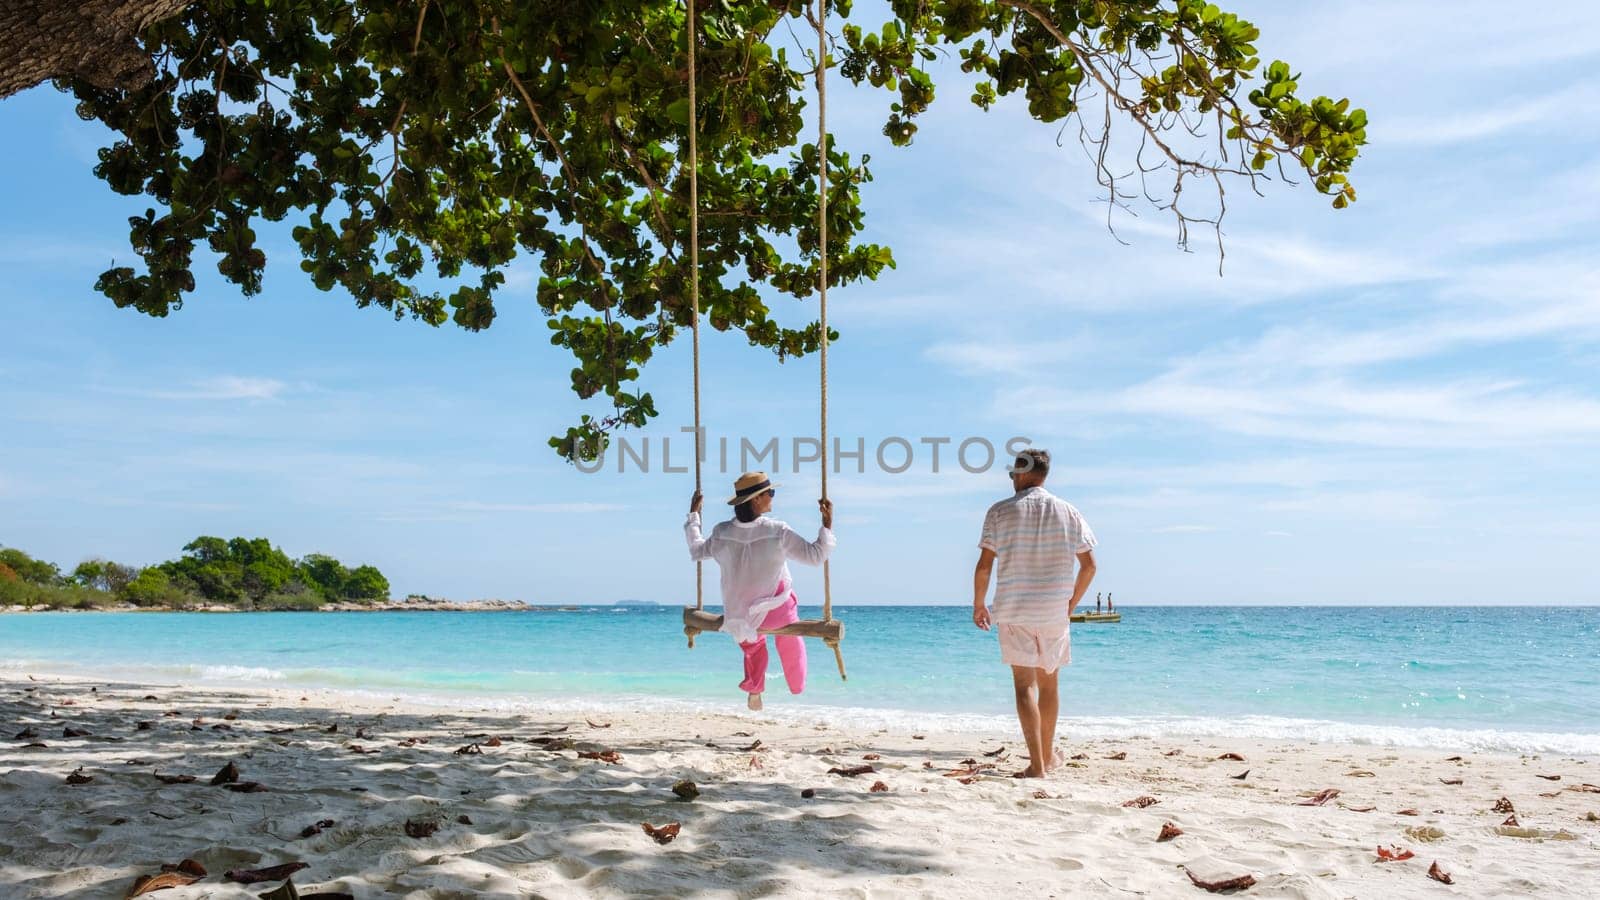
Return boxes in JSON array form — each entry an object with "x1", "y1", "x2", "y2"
[{"x1": 972, "y1": 449, "x2": 1098, "y2": 778}]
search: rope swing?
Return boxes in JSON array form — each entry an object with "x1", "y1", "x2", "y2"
[{"x1": 681, "y1": 0, "x2": 847, "y2": 680}]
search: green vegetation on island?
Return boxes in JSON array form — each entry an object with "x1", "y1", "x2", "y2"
[{"x1": 0, "y1": 539, "x2": 390, "y2": 611}]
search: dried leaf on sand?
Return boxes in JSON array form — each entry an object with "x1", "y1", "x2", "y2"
[
  {"x1": 1181, "y1": 866, "x2": 1256, "y2": 893},
  {"x1": 672, "y1": 780, "x2": 699, "y2": 801},
  {"x1": 404, "y1": 818, "x2": 440, "y2": 839},
  {"x1": 829, "y1": 764, "x2": 875, "y2": 777},
  {"x1": 1376, "y1": 845, "x2": 1414, "y2": 861},
  {"x1": 1157, "y1": 822, "x2": 1183, "y2": 841},
  {"x1": 1217, "y1": 752, "x2": 1246, "y2": 761},
  {"x1": 1104, "y1": 751, "x2": 1127, "y2": 761},
  {"x1": 981, "y1": 746, "x2": 1006, "y2": 758},
  {"x1": 869, "y1": 781, "x2": 889, "y2": 793},
  {"x1": 1229, "y1": 770, "x2": 1250, "y2": 780},
  {"x1": 65, "y1": 767, "x2": 94, "y2": 785},
  {"x1": 224, "y1": 862, "x2": 309, "y2": 884},
  {"x1": 1492, "y1": 797, "x2": 1515, "y2": 814},
  {"x1": 210, "y1": 762, "x2": 240, "y2": 785},
  {"x1": 642, "y1": 822, "x2": 681, "y2": 845},
  {"x1": 126, "y1": 871, "x2": 201, "y2": 897},
  {"x1": 1427, "y1": 861, "x2": 1454, "y2": 884},
  {"x1": 299, "y1": 819, "x2": 336, "y2": 838},
  {"x1": 1122, "y1": 796, "x2": 1160, "y2": 808},
  {"x1": 577, "y1": 750, "x2": 622, "y2": 764},
  {"x1": 226, "y1": 782, "x2": 269, "y2": 793},
  {"x1": 1295, "y1": 789, "x2": 1340, "y2": 806},
  {"x1": 942, "y1": 765, "x2": 991, "y2": 779},
  {"x1": 154, "y1": 773, "x2": 196, "y2": 785}
]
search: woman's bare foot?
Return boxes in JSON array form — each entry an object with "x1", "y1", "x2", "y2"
[{"x1": 747, "y1": 692, "x2": 763, "y2": 711}]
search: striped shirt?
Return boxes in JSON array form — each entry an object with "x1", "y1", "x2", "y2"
[{"x1": 980, "y1": 486, "x2": 1097, "y2": 626}]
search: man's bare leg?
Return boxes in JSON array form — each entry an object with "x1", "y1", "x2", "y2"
[
  {"x1": 1037, "y1": 667, "x2": 1062, "y2": 770},
  {"x1": 1011, "y1": 666, "x2": 1045, "y2": 777}
]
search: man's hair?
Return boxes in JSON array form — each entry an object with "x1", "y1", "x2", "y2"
[{"x1": 1014, "y1": 448, "x2": 1051, "y2": 478}]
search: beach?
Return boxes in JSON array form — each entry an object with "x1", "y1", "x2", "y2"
[{"x1": 3, "y1": 672, "x2": 1597, "y2": 899}]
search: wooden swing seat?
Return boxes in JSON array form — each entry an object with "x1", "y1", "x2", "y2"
[{"x1": 682, "y1": 607, "x2": 844, "y2": 642}]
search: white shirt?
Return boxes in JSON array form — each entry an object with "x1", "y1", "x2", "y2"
[
  {"x1": 979, "y1": 486, "x2": 1097, "y2": 626},
  {"x1": 685, "y1": 512, "x2": 835, "y2": 642}
]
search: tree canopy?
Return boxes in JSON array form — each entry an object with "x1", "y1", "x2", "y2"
[
  {"x1": 0, "y1": 540, "x2": 390, "y2": 609},
  {"x1": 42, "y1": 0, "x2": 1365, "y2": 458}
]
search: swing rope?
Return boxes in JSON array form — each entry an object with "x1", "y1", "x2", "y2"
[
  {"x1": 814, "y1": 0, "x2": 845, "y2": 680},
  {"x1": 688, "y1": 0, "x2": 704, "y2": 643}
]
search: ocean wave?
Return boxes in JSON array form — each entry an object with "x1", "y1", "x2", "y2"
[
  {"x1": 269, "y1": 689, "x2": 1600, "y2": 757},
  {"x1": 3, "y1": 659, "x2": 1596, "y2": 757},
  {"x1": 192, "y1": 665, "x2": 287, "y2": 681}
]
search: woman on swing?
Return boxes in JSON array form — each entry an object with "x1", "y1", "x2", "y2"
[{"x1": 686, "y1": 471, "x2": 835, "y2": 710}]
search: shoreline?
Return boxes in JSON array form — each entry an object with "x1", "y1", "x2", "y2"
[
  {"x1": 3, "y1": 672, "x2": 1597, "y2": 897},
  {"x1": 3, "y1": 663, "x2": 1599, "y2": 760}
]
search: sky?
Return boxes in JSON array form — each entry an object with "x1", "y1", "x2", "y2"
[{"x1": 2, "y1": 1, "x2": 1597, "y2": 606}]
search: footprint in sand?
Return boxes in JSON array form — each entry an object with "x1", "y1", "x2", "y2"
[{"x1": 1053, "y1": 857, "x2": 1086, "y2": 871}]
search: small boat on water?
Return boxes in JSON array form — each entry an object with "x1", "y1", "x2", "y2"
[
  {"x1": 1072, "y1": 593, "x2": 1121, "y2": 623},
  {"x1": 1070, "y1": 611, "x2": 1120, "y2": 624}
]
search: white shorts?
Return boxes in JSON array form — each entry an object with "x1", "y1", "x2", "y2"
[{"x1": 998, "y1": 623, "x2": 1071, "y2": 672}]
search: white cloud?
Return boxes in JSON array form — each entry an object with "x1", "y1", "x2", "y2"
[
  {"x1": 923, "y1": 337, "x2": 1087, "y2": 376},
  {"x1": 139, "y1": 376, "x2": 293, "y2": 402},
  {"x1": 1381, "y1": 83, "x2": 1600, "y2": 147},
  {"x1": 449, "y1": 501, "x2": 627, "y2": 514},
  {"x1": 1151, "y1": 524, "x2": 1217, "y2": 534},
  {"x1": 1019, "y1": 374, "x2": 1600, "y2": 449}
]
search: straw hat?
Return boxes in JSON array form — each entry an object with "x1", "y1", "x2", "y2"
[{"x1": 726, "y1": 471, "x2": 779, "y2": 505}]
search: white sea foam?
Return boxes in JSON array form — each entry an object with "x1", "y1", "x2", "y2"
[
  {"x1": 274, "y1": 688, "x2": 1600, "y2": 757},
  {"x1": 192, "y1": 665, "x2": 287, "y2": 681},
  {"x1": 5, "y1": 658, "x2": 1597, "y2": 757}
]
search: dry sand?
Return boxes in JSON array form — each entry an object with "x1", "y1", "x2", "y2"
[{"x1": 2, "y1": 673, "x2": 1597, "y2": 898}]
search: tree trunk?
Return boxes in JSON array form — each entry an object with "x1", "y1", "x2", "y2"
[{"x1": 0, "y1": 0, "x2": 192, "y2": 100}]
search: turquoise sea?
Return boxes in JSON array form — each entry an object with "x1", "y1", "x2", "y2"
[{"x1": 2, "y1": 606, "x2": 1596, "y2": 755}]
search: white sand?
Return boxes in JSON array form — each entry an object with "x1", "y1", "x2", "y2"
[{"x1": 2, "y1": 673, "x2": 1597, "y2": 898}]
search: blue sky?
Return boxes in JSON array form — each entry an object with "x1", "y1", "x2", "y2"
[{"x1": 2, "y1": 1, "x2": 1597, "y2": 606}]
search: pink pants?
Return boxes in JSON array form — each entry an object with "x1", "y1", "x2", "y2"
[{"x1": 739, "y1": 593, "x2": 807, "y2": 695}]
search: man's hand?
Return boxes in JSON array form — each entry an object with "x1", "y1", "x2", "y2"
[
  {"x1": 973, "y1": 603, "x2": 992, "y2": 631},
  {"x1": 689, "y1": 490, "x2": 703, "y2": 514},
  {"x1": 818, "y1": 498, "x2": 834, "y2": 529}
]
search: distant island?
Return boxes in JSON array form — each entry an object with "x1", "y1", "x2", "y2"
[
  {"x1": 2, "y1": 538, "x2": 392, "y2": 612},
  {"x1": 613, "y1": 599, "x2": 661, "y2": 607}
]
